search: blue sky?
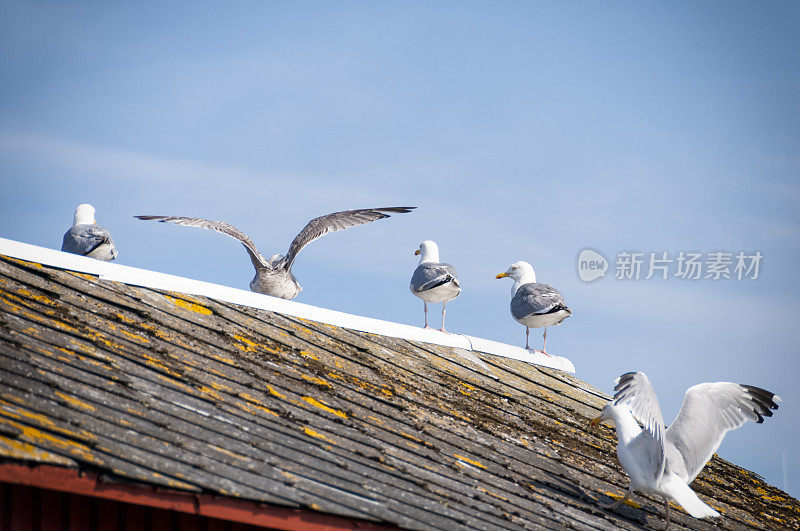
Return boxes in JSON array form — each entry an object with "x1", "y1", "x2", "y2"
[{"x1": 2, "y1": 1, "x2": 799, "y2": 499}]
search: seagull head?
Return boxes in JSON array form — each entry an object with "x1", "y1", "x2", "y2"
[
  {"x1": 73, "y1": 204, "x2": 97, "y2": 226},
  {"x1": 590, "y1": 403, "x2": 617, "y2": 428},
  {"x1": 495, "y1": 261, "x2": 535, "y2": 281},
  {"x1": 267, "y1": 254, "x2": 284, "y2": 267},
  {"x1": 415, "y1": 240, "x2": 439, "y2": 263}
]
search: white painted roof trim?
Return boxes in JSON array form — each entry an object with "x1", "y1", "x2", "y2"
[{"x1": 0, "y1": 237, "x2": 575, "y2": 373}]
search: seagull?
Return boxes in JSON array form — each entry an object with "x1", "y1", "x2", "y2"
[
  {"x1": 135, "y1": 207, "x2": 415, "y2": 299},
  {"x1": 591, "y1": 371, "x2": 781, "y2": 529},
  {"x1": 409, "y1": 240, "x2": 461, "y2": 332},
  {"x1": 495, "y1": 261, "x2": 570, "y2": 355},
  {"x1": 61, "y1": 204, "x2": 118, "y2": 261}
]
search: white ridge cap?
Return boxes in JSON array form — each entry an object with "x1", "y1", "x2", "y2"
[{"x1": 0, "y1": 237, "x2": 575, "y2": 373}]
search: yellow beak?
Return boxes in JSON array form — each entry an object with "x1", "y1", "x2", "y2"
[
  {"x1": 414, "y1": 249, "x2": 420, "y2": 255},
  {"x1": 495, "y1": 272, "x2": 508, "y2": 279}
]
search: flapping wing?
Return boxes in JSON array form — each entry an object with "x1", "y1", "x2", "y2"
[
  {"x1": 62, "y1": 225, "x2": 114, "y2": 257},
  {"x1": 510, "y1": 283, "x2": 568, "y2": 320},
  {"x1": 666, "y1": 382, "x2": 780, "y2": 482},
  {"x1": 135, "y1": 215, "x2": 268, "y2": 269},
  {"x1": 279, "y1": 207, "x2": 416, "y2": 269},
  {"x1": 613, "y1": 372, "x2": 666, "y2": 481},
  {"x1": 410, "y1": 263, "x2": 460, "y2": 293}
]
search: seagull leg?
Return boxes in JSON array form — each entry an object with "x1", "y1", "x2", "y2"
[
  {"x1": 662, "y1": 497, "x2": 671, "y2": 530},
  {"x1": 438, "y1": 302, "x2": 448, "y2": 333},
  {"x1": 537, "y1": 328, "x2": 552, "y2": 357},
  {"x1": 525, "y1": 327, "x2": 530, "y2": 349},
  {"x1": 423, "y1": 302, "x2": 430, "y2": 329},
  {"x1": 599, "y1": 487, "x2": 632, "y2": 509}
]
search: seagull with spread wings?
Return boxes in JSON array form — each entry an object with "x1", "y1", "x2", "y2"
[
  {"x1": 591, "y1": 371, "x2": 781, "y2": 529},
  {"x1": 136, "y1": 207, "x2": 415, "y2": 299}
]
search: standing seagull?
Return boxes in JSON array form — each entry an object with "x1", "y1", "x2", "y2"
[
  {"x1": 591, "y1": 372, "x2": 781, "y2": 529},
  {"x1": 136, "y1": 207, "x2": 415, "y2": 299},
  {"x1": 61, "y1": 204, "x2": 118, "y2": 261},
  {"x1": 409, "y1": 240, "x2": 461, "y2": 332},
  {"x1": 496, "y1": 261, "x2": 570, "y2": 354}
]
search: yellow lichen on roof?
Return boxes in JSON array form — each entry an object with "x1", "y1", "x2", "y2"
[
  {"x1": 118, "y1": 328, "x2": 150, "y2": 343},
  {"x1": 54, "y1": 391, "x2": 96, "y2": 412},
  {"x1": 266, "y1": 385, "x2": 287, "y2": 399},
  {"x1": 301, "y1": 374, "x2": 331, "y2": 387},
  {"x1": 155, "y1": 373, "x2": 196, "y2": 393},
  {"x1": 197, "y1": 385, "x2": 222, "y2": 401},
  {"x1": 142, "y1": 352, "x2": 184, "y2": 379},
  {"x1": 238, "y1": 401, "x2": 280, "y2": 418},
  {"x1": 13, "y1": 286, "x2": 56, "y2": 305},
  {"x1": 231, "y1": 334, "x2": 259, "y2": 353},
  {"x1": 477, "y1": 487, "x2": 509, "y2": 502},
  {"x1": 399, "y1": 431, "x2": 422, "y2": 443},
  {"x1": 454, "y1": 454, "x2": 487, "y2": 469},
  {"x1": 0, "y1": 434, "x2": 77, "y2": 465},
  {"x1": 3, "y1": 256, "x2": 43, "y2": 269},
  {"x1": 302, "y1": 397, "x2": 348, "y2": 418},
  {"x1": 458, "y1": 382, "x2": 475, "y2": 396},
  {"x1": 81, "y1": 329, "x2": 125, "y2": 351},
  {"x1": 0, "y1": 417, "x2": 98, "y2": 463},
  {"x1": 604, "y1": 491, "x2": 642, "y2": 508},
  {"x1": 1, "y1": 398, "x2": 60, "y2": 431},
  {"x1": 304, "y1": 426, "x2": 332, "y2": 442},
  {"x1": 299, "y1": 350, "x2": 319, "y2": 361},
  {"x1": 0, "y1": 406, "x2": 96, "y2": 447},
  {"x1": 165, "y1": 294, "x2": 212, "y2": 315},
  {"x1": 0, "y1": 294, "x2": 82, "y2": 336}
]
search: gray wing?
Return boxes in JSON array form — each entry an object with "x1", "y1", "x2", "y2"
[
  {"x1": 62, "y1": 225, "x2": 115, "y2": 257},
  {"x1": 510, "y1": 283, "x2": 568, "y2": 320},
  {"x1": 135, "y1": 215, "x2": 268, "y2": 270},
  {"x1": 613, "y1": 372, "x2": 666, "y2": 482},
  {"x1": 279, "y1": 206, "x2": 416, "y2": 270},
  {"x1": 410, "y1": 262, "x2": 460, "y2": 293},
  {"x1": 666, "y1": 383, "x2": 780, "y2": 483}
]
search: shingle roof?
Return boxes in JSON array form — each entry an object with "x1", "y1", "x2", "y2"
[{"x1": 0, "y1": 253, "x2": 798, "y2": 530}]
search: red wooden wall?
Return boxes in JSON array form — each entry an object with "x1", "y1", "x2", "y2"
[{"x1": 0, "y1": 482, "x2": 269, "y2": 531}]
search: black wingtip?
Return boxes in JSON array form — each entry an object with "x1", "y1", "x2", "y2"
[
  {"x1": 614, "y1": 372, "x2": 637, "y2": 390},
  {"x1": 134, "y1": 215, "x2": 162, "y2": 221},
  {"x1": 380, "y1": 206, "x2": 417, "y2": 214},
  {"x1": 741, "y1": 384, "x2": 781, "y2": 409},
  {"x1": 741, "y1": 384, "x2": 780, "y2": 424},
  {"x1": 425, "y1": 274, "x2": 456, "y2": 291},
  {"x1": 612, "y1": 372, "x2": 640, "y2": 404}
]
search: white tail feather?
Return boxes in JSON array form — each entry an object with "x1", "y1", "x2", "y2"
[{"x1": 663, "y1": 479, "x2": 720, "y2": 519}]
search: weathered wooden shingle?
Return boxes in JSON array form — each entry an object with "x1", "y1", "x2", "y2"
[{"x1": 0, "y1": 255, "x2": 798, "y2": 530}]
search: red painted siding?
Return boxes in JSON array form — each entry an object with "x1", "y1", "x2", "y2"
[
  {"x1": 0, "y1": 482, "x2": 269, "y2": 531},
  {"x1": 0, "y1": 465, "x2": 395, "y2": 531}
]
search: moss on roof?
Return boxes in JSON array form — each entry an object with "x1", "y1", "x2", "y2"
[{"x1": 0, "y1": 255, "x2": 798, "y2": 530}]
